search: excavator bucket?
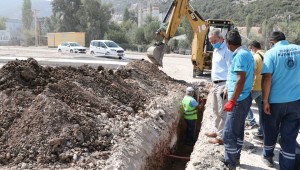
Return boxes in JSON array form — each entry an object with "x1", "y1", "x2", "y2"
[{"x1": 146, "y1": 43, "x2": 167, "y2": 67}]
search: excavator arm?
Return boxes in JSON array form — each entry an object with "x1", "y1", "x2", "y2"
[{"x1": 147, "y1": 0, "x2": 208, "y2": 72}]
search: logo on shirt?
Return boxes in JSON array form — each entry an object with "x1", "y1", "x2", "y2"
[{"x1": 285, "y1": 57, "x2": 297, "y2": 70}]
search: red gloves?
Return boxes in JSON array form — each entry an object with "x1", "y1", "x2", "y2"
[{"x1": 224, "y1": 100, "x2": 236, "y2": 112}]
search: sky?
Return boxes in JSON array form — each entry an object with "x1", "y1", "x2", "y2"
[{"x1": 0, "y1": 0, "x2": 52, "y2": 19}]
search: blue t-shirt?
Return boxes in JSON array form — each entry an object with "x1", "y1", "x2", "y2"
[
  {"x1": 227, "y1": 46, "x2": 254, "y2": 101},
  {"x1": 189, "y1": 98, "x2": 199, "y2": 107},
  {"x1": 261, "y1": 40, "x2": 300, "y2": 103}
]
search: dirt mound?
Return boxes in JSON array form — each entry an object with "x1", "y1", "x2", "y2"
[{"x1": 0, "y1": 58, "x2": 188, "y2": 169}]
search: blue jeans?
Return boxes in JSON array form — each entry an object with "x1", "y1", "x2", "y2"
[
  {"x1": 185, "y1": 119, "x2": 196, "y2": 143},
  {"x1": 247, "y1": 91, "x2": 262, "y2": 126},
  {"x1": 263, "y1": 99, "x2": 300, "y2": 170},
  {"x1": 223, "y1": 94, "x2": 252, "y2": 168},
  {"x1": 247, "y1": 91, "x2": 263, "y2": 134}
]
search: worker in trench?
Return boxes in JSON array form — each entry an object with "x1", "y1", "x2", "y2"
[{"x1": 180, "y1": 87, "x2": 203, "y2": 146}]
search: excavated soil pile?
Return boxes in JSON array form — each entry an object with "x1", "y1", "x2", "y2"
[{"x1": 0, "y1": 58, "x2": 187, "y2": 169}]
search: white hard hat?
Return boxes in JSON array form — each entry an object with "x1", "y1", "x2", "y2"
[{"x1": 186, "y1": 87, "x2": 194, "y2": 92}]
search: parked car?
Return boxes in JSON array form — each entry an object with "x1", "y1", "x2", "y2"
[
  {"x1": 57, "y1": 42, "x2": 87, "y2": 53},
  {"x1": 89, "y1": 40, "x2": 124, "y2": 59}
]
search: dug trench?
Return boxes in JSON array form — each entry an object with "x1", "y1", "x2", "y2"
[{"x1": 0, "y1": 58, "x2": 209, "y2": 170}]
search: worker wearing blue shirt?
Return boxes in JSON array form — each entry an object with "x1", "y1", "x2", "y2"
[
  {"x1": 261, "y1": 31, "x2": 300, "y2": 169},
  {"x1": 221, "y1": 30, "x2": 254, "y2": 170}
]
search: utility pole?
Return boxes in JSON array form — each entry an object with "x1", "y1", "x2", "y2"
[{"x1": 33, "y1": 9, "x2": 39, "y2": 46}]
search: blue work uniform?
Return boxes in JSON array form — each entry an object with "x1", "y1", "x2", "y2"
[
  {"x1": 223, "y1": 46, "x2": 254, "y2": 168},
  {"x1": 261, "y1": 40, "x2": 300, "y2": 170}
]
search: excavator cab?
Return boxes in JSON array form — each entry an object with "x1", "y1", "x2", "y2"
[{"x1": 146, "y1": 0, "x2": 235, "y2": 77}]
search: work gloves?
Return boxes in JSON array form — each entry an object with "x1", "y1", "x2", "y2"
[{"x1": 224, "y1": 100, "x2": 235, "y2": 112}]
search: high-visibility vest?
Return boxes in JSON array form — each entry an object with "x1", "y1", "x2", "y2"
[{"x1": 182, "y1": 95, "x2": 197, "y2": 120}]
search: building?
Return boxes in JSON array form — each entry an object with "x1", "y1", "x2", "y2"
[
  {"x1": 0, "y1": 19, "x2": 22, "y2": 45},
  {"x1": 138, "y1": 3, "x2": 163, "y2": 27}
]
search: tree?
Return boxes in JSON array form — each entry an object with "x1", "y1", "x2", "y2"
[
  {"x1": 79, "y1": 0, "x2": 113, "y2": 43},
  {"x1": 0, "y1": 17, "x2": 6, "y2": 30},
  {"x1": 22, "y1": 0, "x2": 34, "y2": 46},
  {"x1": 22, "y1": 0, "x2": 33, "y2": 30},
  {"x1": 123, "y1": 7, "x2": 130, "y2": 22},
  {"x1": 133, "y1": 27, "x2": 146, "y2": 44},
  {"x1": 143, "y1": 17, "x2": 160, "y2": 44},
  {"x1": 122, "y1": 7, "x2": 137, "y2": 23},
  {"x1": 51, "y1": 0, "x2": 82, "y2": 32},
  {"x1": 246, "y1": 14, "x2": 253, "y2": 37}
]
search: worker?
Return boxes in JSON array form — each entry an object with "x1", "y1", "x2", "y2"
[
  {"x1": 204, "y1": 28, "x2": 232, "y2": 145},
  {"x1": 221, "y1": 30, "x2": 254, "y2": 170},
  {"x1": 181, "y1": 87, "x2": 201, "y2": 146},
  {"x1": 245, "y1": 41, "x2": 264, "y2": 138},
  {"x1": 261, "y1": 31, "x2": 300, "y2": 169}
]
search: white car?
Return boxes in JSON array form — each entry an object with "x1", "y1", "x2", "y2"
[
  {"x1": 57, "y1": 42, "x2": 87, "y2": 53},
  {"x1": 89, "y1": 40, "x2": 124, "y2": 59}
]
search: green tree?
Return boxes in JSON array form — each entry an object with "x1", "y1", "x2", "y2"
[
  {"x1": 123, "y1": 7, "x2": 130, "y2": 22},
  {"x1": 22, "y1": 0, "x2": 34, "y2": 46},
  {"x1": 143, "y1": 18, "x2": 160, "y2": 44},
  {"x1": 0, "y1": 17, "x2": 6, "y2": 30},
  {"x1": 104, "y1": 23, "x2": 128, "y2": 44},
  {"x1": 246, "y1": 14, "x2": 253, "y2": 37},
  {"x1": 22, "y1": 0, "x2": 33, "y2": 30},
  {"x1": 51, "y1": 0, "x2": 82, "y2": 32},
  {"x1": 79, "y1": 0, "x2": 113, "y2": 43},
  {"x1": 133, "y1": 27, "x2": 146, "y2": 44}
]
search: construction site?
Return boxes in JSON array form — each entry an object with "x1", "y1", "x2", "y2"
[
  {"x1": 0, "y1": 45, "x2": 297, "y2": 170},
  {"x1": 0, "y1": 0, "x2": 300, "y2": 169}
]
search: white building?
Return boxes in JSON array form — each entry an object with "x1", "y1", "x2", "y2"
[
  {"x1": 138, "y1": 3, "x2": 164, "y2": 27},
  {"x1": 0, "y1": 19, "x2": 22, "y2": 45}
]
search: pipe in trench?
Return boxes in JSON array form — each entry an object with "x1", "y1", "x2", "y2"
[{"x1": 164, "y1": 153, "x2": 190, "y2": 161}]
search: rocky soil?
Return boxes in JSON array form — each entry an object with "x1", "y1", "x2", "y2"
[{"x1": 0, "y1": 58, "x2": 195, "y2": 169}]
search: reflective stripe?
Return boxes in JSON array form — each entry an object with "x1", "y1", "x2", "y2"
[
  {"x1": 281, "y1": 151, "x2": 295, "y2": 157},
  {"x1": 226, "y1": 150, "x2": 237, "y2": 154},
  {"x1": 264, "y1": 145, "x2": 275, "y2": 149},
  {"x1": 185, "y1": 108, "x2": 197, "y2": 113},
  {"x1": 225, "y1": 147, "x2": 237, "y2": 151},
  {"x1": 280, "y1": 151, "x2": 295, "y2": 160}
]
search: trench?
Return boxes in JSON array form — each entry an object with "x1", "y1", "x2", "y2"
[{"x1": 161, "y1": 98, "x2": 207, "y2": 170}]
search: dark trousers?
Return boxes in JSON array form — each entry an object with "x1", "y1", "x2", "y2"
[
  {"x1": 223, "y1": 94, "x2": 252, "y2": 168},
  {"x1": 263, "y1": 99, "x2": 300, "y2": 170},
  {"x1": 185, "y1": 119, "x2": 196, "y2": 143}
]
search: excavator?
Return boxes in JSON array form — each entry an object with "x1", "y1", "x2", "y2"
[{"x1": 147, "y1": 0, "x2": 234, "y2": 77}]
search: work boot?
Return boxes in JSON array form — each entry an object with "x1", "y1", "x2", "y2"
[
  {"x1": 208, "y1": 138, "x2": 223, "y2": 145},
  {"x1": 204, "y1": 132, "x2": 217, "y2": 138},
  {"x1": 261, "y1": 156, "x2": 274, "y2": 167},
  {"x1": 218, "y1": 155, "x2": 237, "y2": 170}
]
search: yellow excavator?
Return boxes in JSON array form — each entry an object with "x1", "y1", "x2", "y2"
[{"x1": 147, "y1": 0, "x2": 234, "y2": 77}]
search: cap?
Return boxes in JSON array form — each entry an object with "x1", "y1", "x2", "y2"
[{"x1": 186, "y1": 87, "x2": 194, "y2": 92}]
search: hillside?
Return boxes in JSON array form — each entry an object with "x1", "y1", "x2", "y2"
[{"x1": 191, "y1": 0, "x2": 300, "y2": 26}]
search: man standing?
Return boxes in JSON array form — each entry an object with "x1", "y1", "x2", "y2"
[
  {"x1": 247, "y1": 41, "x2": 264, "y2": 138},
  {"x1": 181, "y1": 87, "x2": 201, "y2": 145},
  {"x1": 205, "y1": 28, "x2": 232, "y2": 145},
  {"x1": 222, "y1": 30, "x2": 254, "y2": 170},
  {"x1": 261, "y1": 31, "x2": 300, "y2": 169}
]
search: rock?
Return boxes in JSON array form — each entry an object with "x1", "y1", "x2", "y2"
[
  {"x1": 48, "y1": 138, "x2": 65, "y2": 146},
  {"x1": 125, "y1": 107, "x2": 134, "y2": 113},
  {"x1": 21, "y1": 162, "x2": 28, "y2": 169},
  {"x1": 6, "y1": 152, "x2": 11, "y2": 160},
  {"x1": 73, "y1": 153, "x2": 78, "y2": 162}
]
